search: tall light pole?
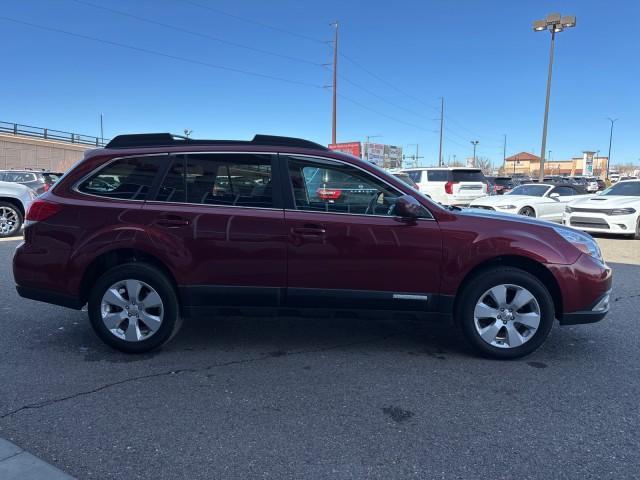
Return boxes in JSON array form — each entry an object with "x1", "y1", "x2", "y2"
[
  {"x1": 330, "y1": 21, "x2": 339, "y2": 145},
  {"x1": 438, "y1": 97, "x2": 444, "y2": 166},
  {"x1": 502, "y1": 134, "x2": 507, "y2": 173},
  {"x1": 606, "y1": 117, "x2": 618, "y2": 180},
  {"x1": 99, "y1": 113, "x2": 104, "y2": 145},
  {"x1": 533, "y1": 13, "x2": 576, "y2": 182},
  {"x1": 470, "y1": 140, "x2": 479, "y2": 167}
]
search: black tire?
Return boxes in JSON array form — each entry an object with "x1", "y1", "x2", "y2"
[
  {"x1": 456, "y1": 267, "x2": 555, "y2": 359},
  {"x1": 634, "y1": 217, "x2": 640, "y2": 240},
  {"x1": 88, "y1": 263, "x2": 182, "y2": 353},
  {"x1": 0, "y1": 201, "x2": 23, "y2": 238},
  {"x1": 518, "y1": 206, "x2": 536, "y2": 217}
]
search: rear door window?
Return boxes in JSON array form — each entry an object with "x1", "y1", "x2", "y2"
[
  {"x1": 450, "y1": 170, "x2": 485, "y2": 182},
  {"x1": 426, "y1": 170, "x2": 449, "y2": 181},
  {"x1": 77, "y1": 156, "x2": 161, "y2": 200},
  {"x1": 156, "y1": 154, "x2": 274, "y2": 208},
  {"x1": 406, "y1": 170, "x2": 423, "y2": 183}
]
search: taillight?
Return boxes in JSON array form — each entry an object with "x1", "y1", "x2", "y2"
[
  {"x1": 317, "y1": 188, "x2": 342, "y2": 200},
  {"x1": 26, "y1": 200, "x2": 62, "y2": 222},
  {"x1": 444, "y1": 181, "x2": 457, "y2": 194}
]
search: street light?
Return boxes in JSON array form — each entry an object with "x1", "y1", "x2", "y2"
[
  {"x1": 606, "y1": 118, "x2": 618, "y2": 180},
  {"x1": 470, "y1": 140, "x2": 479, "y2": 167},
  {"x1": 533, "y1": 13, "x2": 576, "y2": 181}
]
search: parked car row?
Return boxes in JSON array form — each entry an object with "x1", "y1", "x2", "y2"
[{"x1": 0, "y1": 169, "x2": 63, "y2": 195}]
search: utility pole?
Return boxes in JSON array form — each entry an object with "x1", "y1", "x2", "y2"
[
  {"x1": 502, "y1": 134, "x2": 507, "y2": 173},
  {"x1": 331, "y1": 21, "x2": 338, "y2": 145},
  {"x1": 438, "y1": 97, "x2": 444, "y2": 166},
  {"x1": 100, "y1": 113, "x2": 104, "y2": 145},
  {"x1": 470, "y1": 140, "x2": 479, "y2": 167},
  {"x1": 606, "y1": 117, "x2": 618, "y2": 180}
]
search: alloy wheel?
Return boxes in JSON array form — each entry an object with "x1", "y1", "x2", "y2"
[
  {"x1": 473, "y1": 284, "x2": 541, "y2": 349},
  {"x1": 100, "y1": 279, "x2": 164, "y2": 342},
  {"x1": 0, "y1": 206, "x2": 19, "y2": 236}
]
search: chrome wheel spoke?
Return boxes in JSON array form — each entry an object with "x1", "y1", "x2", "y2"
[
  {"x1": 143, "y1": 291, "x2": 162, "y2": 309},
  {"x1": 103, "y1": 311, "x2": 126, "y2": 330},
  {"x1": 505, "y1": 323, "x2": 524, "y2": 347},
  {"x1": 102, "y1": 288, "x2": 128, "y2": 308},
  {"x1": 124, "y1": 318, "x2": 142, "y2": 341},
  {"x1": 139, "y1": 311, "x2": 162, "y2": 333},
  {"x1": 515, "y1": 311, "x2": 540, "y2": 330},
  {"x1": 474, "y1": 302, "x2": 499, "y2": 319},
  {"x1": 479, "y1": 320, "x2": 503, "y2": 343},
  {"x1": 510, "y1": 288, "x2": 535, "y2": 311},
  {"x1": 489, "y1": 285, "x2": 508, "y2": 306},
  {"x1": 125, "y1": 280, "x2": 142, "y2": 303}
]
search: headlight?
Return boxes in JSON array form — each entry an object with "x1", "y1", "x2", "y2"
[
  {"x1": 609, "y1": 208, "x2": 636, "y2": 216},
  {"x1": 553, "y1": 226, "x2": 602, "y2": 261},
  {"x1": 565, "y1": 205, "x2": 573, "y2": 213},
  {"x1": 496, "y1": 205, "x2": 517, "y2": 210}
]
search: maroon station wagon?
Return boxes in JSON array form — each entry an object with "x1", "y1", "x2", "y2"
[{"x1": 13, "y1": 133, "x2": 612, "y2": 359}]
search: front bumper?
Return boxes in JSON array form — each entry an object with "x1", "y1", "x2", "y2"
[
  {"x1": 560, "y1": 290, "x2": 611, "y2": 325},
  {"x1": 562, "y1": 212, "x2": 637, "y2": 235}
]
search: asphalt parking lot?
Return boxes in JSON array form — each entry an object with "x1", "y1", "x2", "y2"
[{"x1": 0, "y1": 235, "x2": 639, "y2": 479}]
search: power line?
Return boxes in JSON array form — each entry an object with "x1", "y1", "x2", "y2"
[
  {"x1": 68, "y1": 0, "x2": 322, "y2": 67},
  {"x1": 181, "y1": 0, "x2": 328, "y2": 45},
  {"x1": 0, "y1": 15, "x2": 322, "y2": 88},
  {"x1": 339, "y1": 52, "x2": 440, "y2": 112},
  {"x1": 337, "y1": 93, "x2": 436, "y2": 133}
]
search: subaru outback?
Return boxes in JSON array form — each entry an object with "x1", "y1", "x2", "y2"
[{"x1": 13, "y1": 133, "x2": 612, "y2": 359}]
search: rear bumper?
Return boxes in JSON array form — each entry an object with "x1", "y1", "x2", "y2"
[{"x1": 15, "y1": 285, "x2": 83, "y2": 310}]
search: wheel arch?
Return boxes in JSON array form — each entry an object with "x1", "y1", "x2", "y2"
[
  {"x1": 79, "y1": 248, "x2": 179, "y2": 306},
  {"x1": 454, "y1": 255, "x2": 563, "y2": 320},
  {"x1": 0, "y1": 196, "x2": 25, "y2": 218}
]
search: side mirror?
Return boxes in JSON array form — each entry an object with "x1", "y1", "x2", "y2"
[
  {"x1": 549, "y1": 192, "x2": 560, "y2": 200},
  {"x1": 394, "y1": 194, "x2": 424, "y2": 218}
]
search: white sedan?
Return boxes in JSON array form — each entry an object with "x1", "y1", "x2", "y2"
[
  {"x1": 563, "y1": 180, "x2": 640, "y2": 239},
  {"x1": 469, "y1": 183, "x2": 591, "y2": 222}
]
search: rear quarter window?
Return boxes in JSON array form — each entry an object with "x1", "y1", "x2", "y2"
[
  {"x1": 77, "y1": 156, "x2": 161, "y2": 200},
  {"x1": 426, "y1": 170, "x2": 448, "y2": 181}
]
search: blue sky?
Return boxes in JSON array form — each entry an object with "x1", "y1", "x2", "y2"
[{"x1": 2, "y1": 0, "x2": 638, "y2": 167}]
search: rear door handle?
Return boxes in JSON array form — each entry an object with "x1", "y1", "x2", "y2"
[
  {"x1": 155, "y1": 215, "x2": 190, "y2": 228},
  {"x1": 291, "y1": 224, "x2": 326, "y2": 237}
]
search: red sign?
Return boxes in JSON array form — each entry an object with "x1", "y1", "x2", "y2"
[{"x1": 328, "y1": 142, "x2": 362, "y2": 158}]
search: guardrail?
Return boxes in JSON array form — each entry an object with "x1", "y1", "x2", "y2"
[{"x1": 0, "y1": 121, "x2": 108, "y2": 147}]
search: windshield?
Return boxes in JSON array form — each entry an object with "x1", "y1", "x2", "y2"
[
  {"x1": 601, "y1": 182, "x2": 640, "y2": 196},
  {"x1": 507, "y1": 184, "x2": 549, "y2": 197}
]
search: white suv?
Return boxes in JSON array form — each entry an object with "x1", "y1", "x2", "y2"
[{"x1": 401, "y1": 167, "x2": 488, "y2": 206}]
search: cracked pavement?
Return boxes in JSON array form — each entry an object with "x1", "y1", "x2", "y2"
[{"x1": 0, "y1": 236, "x2": 639, "y2": 479}]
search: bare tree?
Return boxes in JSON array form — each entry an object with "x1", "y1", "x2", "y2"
[{"x1": 475, "y1": 156, "x2": 493, "y2": 175}]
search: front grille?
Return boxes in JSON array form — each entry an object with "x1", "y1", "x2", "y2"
[
  {"x1": 570, "y1": 217, "x2": 610, "y2": 229},
  {"x1": 571, "y1": 207, "x2": 612, "y2": 215},
  {"x1": 472, "y1": 205, "x2": 495, "y2": 211}
]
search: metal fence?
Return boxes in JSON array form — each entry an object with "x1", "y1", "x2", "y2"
[{"x1": 0, "y1": 121, "x2": 108, "y2": 147}]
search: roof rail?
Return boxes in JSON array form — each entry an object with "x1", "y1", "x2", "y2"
[{"x1": 105, "y1": 133, "x2": 327, "y2": 150}]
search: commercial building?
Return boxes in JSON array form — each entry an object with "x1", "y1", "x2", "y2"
[{"x1": 505, "y1": 151, "x2": 609, "y2": 177}]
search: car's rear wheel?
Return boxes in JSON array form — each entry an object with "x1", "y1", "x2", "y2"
[
  {"x1": 456, "y1": 267, "x2": 555, "y2": 359},
  {"x1": 88, "y1": 263, "x2": 182, "y2": 353},
  {"x1": 518, "y1": 206, "x2": 536, "y2": 217},
  {"x1": 634, "y1": 217, "x2": 640, "y2": 240},
  {"x1": 0, "y1": 202, "x2": 23, "y2": 238}
]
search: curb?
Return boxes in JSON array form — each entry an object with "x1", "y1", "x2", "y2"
[{"x1": 0, "y1": 437, "x2": 74, "y2": 479}]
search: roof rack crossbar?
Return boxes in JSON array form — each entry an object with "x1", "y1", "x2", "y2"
[{"x1": 105, "y1": 133, "x2": 327, "y2": 150}]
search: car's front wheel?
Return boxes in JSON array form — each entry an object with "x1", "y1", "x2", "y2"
[
  {"x1": 88, "y1": 263, "x2": 182, "y2": 353},
  {"x1": 518, "y1": 206, "x2": 536, "y2": 217},
  {"x1": 456, "y1": 267, "x2": 555, "y2": 359},
  {"x1": 0, "y1": 202, "x2": 23, "y2": 238}
]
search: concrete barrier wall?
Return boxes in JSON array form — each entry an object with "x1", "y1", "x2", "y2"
[{"x1": 0, "y1": 133, "x2": 93, "y2": 172}]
